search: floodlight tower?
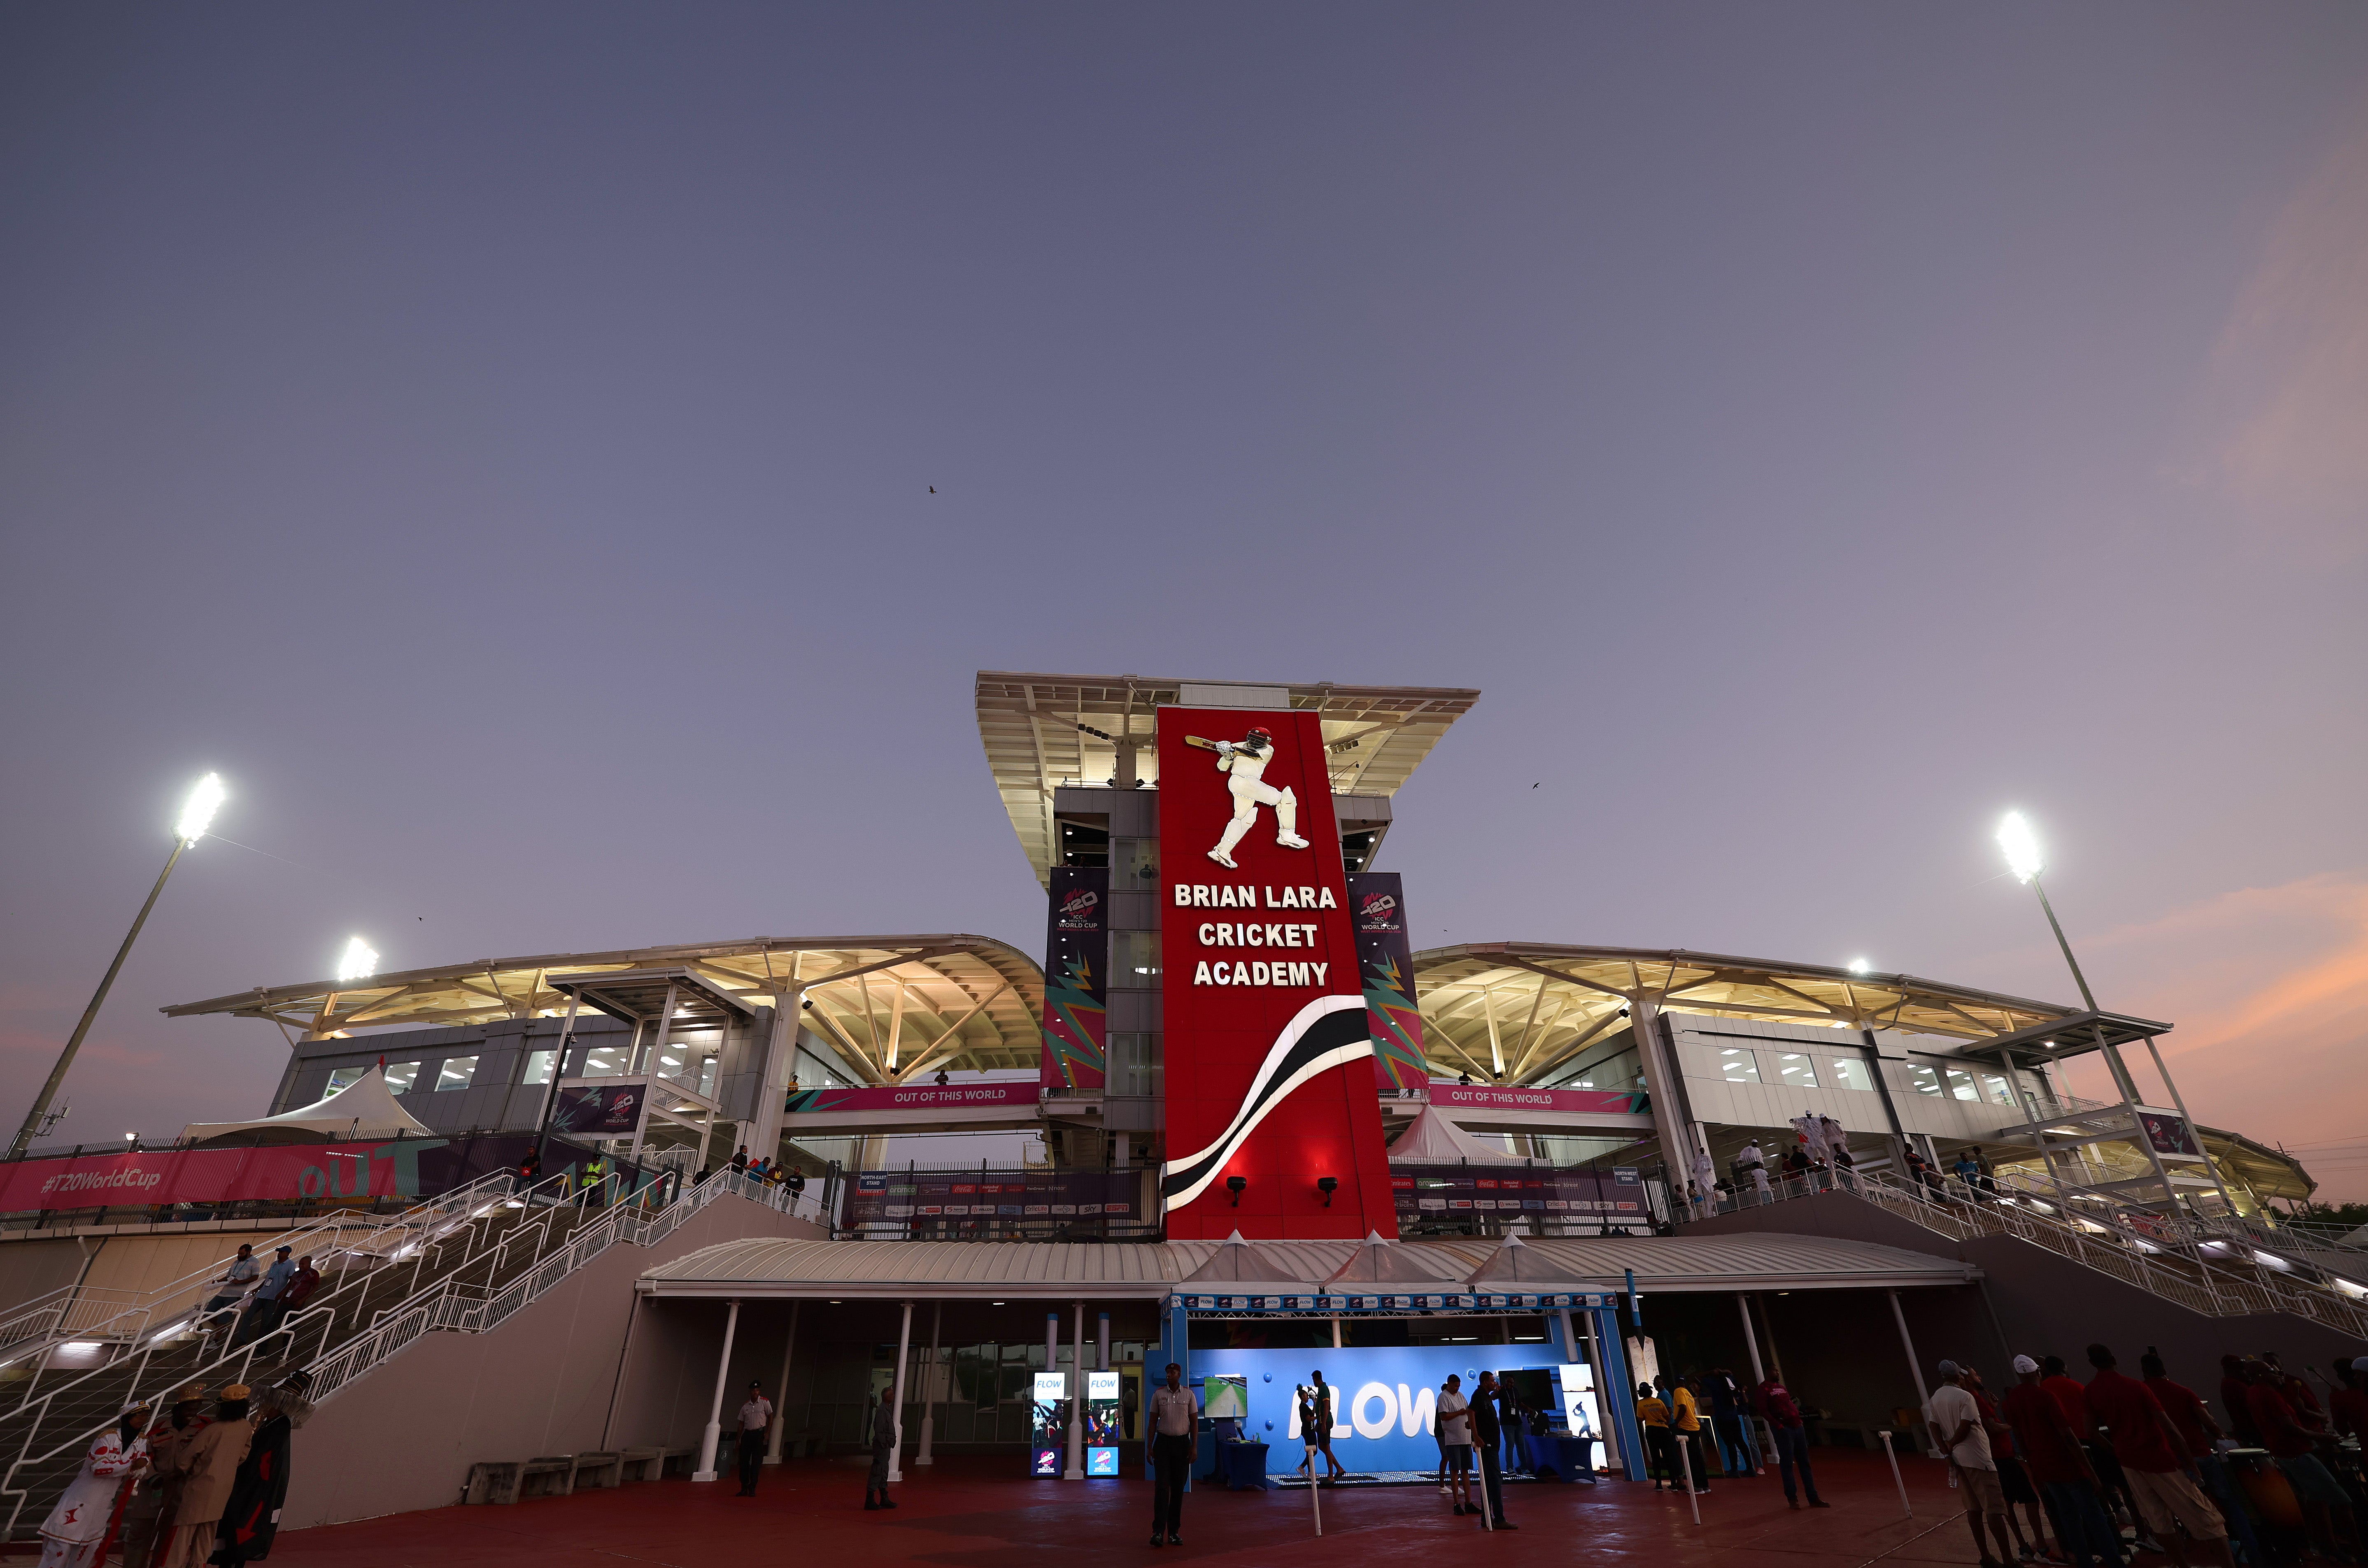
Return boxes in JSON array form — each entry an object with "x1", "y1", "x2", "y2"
[{"x1": 9, "y1": 775, "x2": 227, "y2": 1158}]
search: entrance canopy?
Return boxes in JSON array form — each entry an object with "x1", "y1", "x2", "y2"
[
  {"x1": 180, "y1": 1063, "x2": 433, "y2": 1146},
  {"x1": 1388, "y1": 1105, "x2": 1525, "y2": 1163},
  {"x1": 636, "y1": 1232, "x2": 1977, "y2": 1303}
]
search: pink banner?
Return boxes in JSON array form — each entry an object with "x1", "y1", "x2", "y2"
[
  {"x1": 0, "y1": 1141, "x2": 428, "y2": 1212},
  {"x1": 784, "y1": 1082, "x2": 1035, "y2": 1115},
  {"x1": 1427, "y1": 1082, "x2": 1643, "y2": 1117}
]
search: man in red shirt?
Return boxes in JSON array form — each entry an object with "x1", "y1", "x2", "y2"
[
  {"x1": 2241, "y1": 1358, "x2": 2358, "y2": 1560},
  {"x1": 2043, "y1": 1354, "x2": 2132, "y2": 1529},
  {"x1": 1966, "y1": 1366, "x2": 2050, "y2": 1561},
  {"x1": 2005, "y1": 1356, "x2": 2118, "y2": 1568},
  {"x1": 2142, "y1": 1349, "x2": 2264, "y2": 1568},
  {"x1": 2082, "y1": 1344, "x2": 2230, "y2": 1568},
  {"x1": 1753, "y1": 1375, "x2": 1828, "y2": 1509}
]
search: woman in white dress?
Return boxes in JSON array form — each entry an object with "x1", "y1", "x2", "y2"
[{"x1": 38, "y1": 1400, "x2": 150, "y2": 1568}]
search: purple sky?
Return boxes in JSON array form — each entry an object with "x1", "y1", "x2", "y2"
[{"x1": 5, "y1": 7, "x2": 2364, "y2": 1195}]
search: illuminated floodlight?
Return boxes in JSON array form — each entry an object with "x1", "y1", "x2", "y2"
[
  {"x1": 335, "y1": 937, "x2": 379, "y2": 983},
  {"x1": 1846, "y1": 957, "x2": 1872, "y2": 975},
  {"x1": 1996, "y1": 811, "x2": 2044, "y2": 884},
  {"x1": 175, "y1": 773, "x2": 227, "y2": 843}
]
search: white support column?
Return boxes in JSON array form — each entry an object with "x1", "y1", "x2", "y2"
[
  {"x1": 693, "y1": 1298, "x2": 742, "y2": 1482},
  {"x1": 1628, "y1": 997, "x2": 1699, "y2": 1203},
  {"x1": 1557, "y1": 1308, "x2": 1579, "y2": 1362},
  {"x1": 765, "y1": 1301, "x2": 800, "y2": 1464},
  {"x1": 918, "y1": 1301, "x2": 941, "y2": 1466},
  {"x1": 1736, "y1": 1293, "x2": 1765, "y2": 1384},
  {"x1": 1063, "y1": 1301, "x2": 1086, "y2": 1479},
  {"x1": 888, "y1": 1300, "x2": 913, "y2": 1482},
  {"x1": 743, "y1": 988, "x2": 802, "y2": 1169},
  {"x1": 1886, "y1": 1289, "x2": 1934, "y2": 1455}
]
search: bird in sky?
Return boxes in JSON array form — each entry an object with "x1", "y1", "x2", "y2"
[{"x1": 929, "y1": 486, "x2": 936, "y2": 494}]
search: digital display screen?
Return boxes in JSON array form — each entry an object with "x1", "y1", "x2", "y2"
[
  {"x1": 1085, "y1": 1370, "x2": 1121, "y2": 1474},
  {"x1": 1087, "y1": 1446, "x2": 1118, "y2": 1476},
  {"x1": 1032, "y1": 1372, "x2": 1068, "y2": 1455},
  {"x1": 1558, "y1": 1362, "x2": 1601, "y2": 1438},
  {"x1": 1031, "y1": 1446, "x2": 1060, "y2": 1477},
  {"x1": 1204, "y1": 1374, "x2": 1248, "y2": 1421}
]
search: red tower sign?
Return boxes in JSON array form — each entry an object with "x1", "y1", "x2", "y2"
[{"x1": 1155, "y1": 707, "x2": 1397, "y2": 1240}]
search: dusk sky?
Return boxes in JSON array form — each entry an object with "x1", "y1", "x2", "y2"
[{"x1": 4, "y1": 7, "x2": 2364, "y2": 1196}]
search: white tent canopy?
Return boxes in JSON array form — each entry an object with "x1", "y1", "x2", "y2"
[
  {"x1": 1386, "y1": 1105, "x2": 1526, "y2": 1164},
  {"x1": 181, "y1": 1064, "x2": 435, "y2": 1146},
  {"x1": 1325, "y1": 1230, "x2": 1462, "y2": 1289},
  {"x1": 1176, "y1": 1230, "x2": 1325, "y2": 1292}
]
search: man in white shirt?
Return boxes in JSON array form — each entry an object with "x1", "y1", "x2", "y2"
[
  {"x1": 1737, "y1": 1143, "x2": 1772, "y2": 1201},
  {"x1": 1928, "y1": 1360, "x2": 2012, "y2": 1566},
  {"x1": 735, "y1": 1381, "x2": 773, "y2": 1496},
  {"x1": 1436, "y1": 1374, "x2": 1476, "y2": 1516},
  {"x1": 1146, "y1": 1363, "x2": 1197, "y2": 1548},
  {"x1": 201, "y1": 1247, "x2": 259, "y2": 1332}
]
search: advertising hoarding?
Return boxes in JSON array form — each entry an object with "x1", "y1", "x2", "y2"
[
  {"x1": 1425, "y1": 1082, "x2": 1644, "y2": 1117},
  {"x1": 1347, "y1": 872, "x2": 1428, "y2": 1096},
  {"x1": 549, "y1": 1080, "x2": 650, "y2": 1138},
  {"x1": 1040, "y1": 867, "x2": 1110, "y2": 1091},
  {"x1": 785, "y1": 1082, "x2": 1034, "y2": 1116},
  {"x1": 1391, "y1": 1166, "x2": 1647, "y2": 1224},
  {"x1": 1156, "y1": 706, "x2": 1392, "y2": 1239},
  {"x1": 1031, "y1": 1372, "x2": 1067, "y2": 1477},
  {"x1": 1086, "y1": 1370, "x2": 1121, "y2": 1475},
  {"x1": 1192, "y1": 1345, "x2": 1575, "y2": 1475},
  {"x1": 841, "y1": 1169, "x2": 1137, "y2": 1230}
]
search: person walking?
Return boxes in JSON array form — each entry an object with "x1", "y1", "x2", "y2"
[
  {"x1": 1736, "y1": 1142, "x2": 1770, "y2": 1202},
  {"x1": 863, "y1": 1393, "x2": 898, "y2": 1512},
  {"x1": 1437, "y1": 1374, "x2": 1476, "y2": 1515},
  {"x1": 1147, "y1": 1362, "x2": 1196, "y2": 1547},
  {"x1": 158, "y1": 1384, "x2": 253, "y2": 1568},
  {"x1": 278, "y1": 1254, "x2": 321, "y2": 1321},
  {"x1": 1705, "y1": 1367, "x2": 1758, "y2": 1477},
  {"x1": 1637, "y1": 1381, "x2": 1677, "y2": 1491},
  {"x1": 215, "y1": 1374, "x2": 311, "y2": 1568},
  {"x1": 2144, "y1": 1349, "x2": 2263, "y2": 1568},
  {"x1": 233, "y1": 1247, "x2": 296, "y2": 1349},
  {"x1": 1753, "y1": 1370, "x2": 1827, "y2": 1508},
  {"x1": 2004, "y1": 1354, "x2": 2116, "y2": 1568},
  {"x1": 1499, "y1": 1383, "x2": 1526, "y2": 1476},
  {"x1": 1963, "y1": 1366, "x2": 2048, "y2": 1561},
  {"x1": 1469, "y1": 1371, "x2": 1514, "y2": 1528},
  {"x1": 36, "y1": 1398, "x2": 148, "y2": 1568},
  {"x1": 2082, "y1": 1345, "x2": 2233, "y2": 1568},
  {"x1": 736, "y1": 1380, "x2": 773, "y2": 1496},
  {"x1": 515, "y1": 1146, "x2": 541, "y2": 1196},
  {"x1": 1310, "y1": 1370, "x2": 1346, "y2": 1482},
  {"x1": 1929, "y1": 1360, "x2": 2014, "y2": 1568}
]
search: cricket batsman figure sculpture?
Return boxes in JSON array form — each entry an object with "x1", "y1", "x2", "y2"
[{"x1": 1190, "y1": 726, "x2": 1311, "y2": 868}]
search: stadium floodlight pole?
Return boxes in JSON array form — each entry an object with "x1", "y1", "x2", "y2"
[
  {"x1": 9, "y1": 774, "x2": 227, "y2": 1160},
  {"x1": 1995, "y1": 811, "x2": 2181, "y2": 1205}
]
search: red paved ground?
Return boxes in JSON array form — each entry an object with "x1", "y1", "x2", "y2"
[{"x1": 267, "y1": 1449, "x2": 2034, "y2": 1568}]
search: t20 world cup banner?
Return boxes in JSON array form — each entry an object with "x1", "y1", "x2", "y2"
[
  {"x1": 1038, "y1": 867, "x2": 1109, "y2": 1091},
  {"x1": 1157, "y1": 706, "x2": 1394, "y2": 1240},
  {"x1": 1347, "y1": 872, "x2": 1427, "y2": 1095}
]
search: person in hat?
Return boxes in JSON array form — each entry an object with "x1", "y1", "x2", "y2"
[
  {"x1": 120, "y1": 1386, "x2": 209, "y2": 1568},
  {"x1": 157, "y1": 1385, "x2": 252, "y2": 1568},
  {"x1": 1928, "y1": 1359, "x2": 2012, "y2": 1568},
  {"x1": 36, "y1": 1398, "x2": 149, "y2": 1568},
  {"x1": 216, "y1": 1373, "x2": 312, "y2": 1567},
  {"x1": 735, "y1": 1380, "x2": 773, "y2": 1496}
]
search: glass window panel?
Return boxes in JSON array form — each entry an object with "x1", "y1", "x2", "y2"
[
  {"x1": 1981, "y1": 1073, "x2": 2018, "y2": 1107},
  {"x1": 1111, "y1": 837, "x2": 1159, "y2": 888},
  {"x1": 521, "y1": 1049, "x2": 556, "y2": 1086},
  {"x1": 383, "y1": 1062, "x2": 421, "y2": 1094},
  {"x1": 436, "y1": 1056, "x2": 478, "y2": 1092},
  {"x1": 1111, "y1": 931, "x2": 1162, "y2": 988},
  {"x1": 1776, "y1": 1054, "x2": 1819, "y2": 1088},
  {"x1": 325, "y1": 1065, "x2": 366, "y2": 1093},
  {"x1": 1907, "y1": 1064, "x2": 1943, "y2": 1097},
  {"x1": 1718, "y1": 1048, "x2": 1760, "y2": 1083},
  {"x1": 1945, "y1": 1068, "x2": 1981, "y2": 1102},
  {"x1": 1830, "y1": 1057, "x2": 1873, "y2": 1091},
  {"x1": 581, "y1": 1047, "x2": 626, "y2": 1078}
]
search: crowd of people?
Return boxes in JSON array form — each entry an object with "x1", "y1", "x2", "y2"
[
  {"x1": 192, "y1": 1243, "x2": 323, "y2": 1352},
  {"x1": 35, "y1": 1373, "x2": 312, "y2": 1568},
  {"x1": 1926, "y1": 1345, "x2": 2367, "y2": 1568},
  {"x1": 1634, "y1": 1366, "x2": 1831, "y2": 1508}
]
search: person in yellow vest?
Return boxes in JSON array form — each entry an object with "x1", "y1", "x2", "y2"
[
  {"x1": 1636, "y1": 1381, "x2": 1677, "y2": 1490},
  {"x1": 580, "y1": 1155, "x2": 608, "y2": 1208},
  {"x1": 1658, "y1": 1373, "x2": 1711, "y2": 1492}
]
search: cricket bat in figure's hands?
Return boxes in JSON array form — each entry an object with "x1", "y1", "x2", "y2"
[{"x1": 1182, "y1": 735, "x2": 1223, "y2": 751}]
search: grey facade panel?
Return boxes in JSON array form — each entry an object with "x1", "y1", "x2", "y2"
[
  {"x1": 1108, "y1": 991, "x2": 1163, "y2": 1032},
  {"x1": 1104, "y1": 1096, "x2": 1164, "y2": 1131},
  {"x1": 1107, "y1": 891, "x2": 1157, "y2": 931}
]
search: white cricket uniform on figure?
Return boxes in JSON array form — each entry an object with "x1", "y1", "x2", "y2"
[{"x1": 1211, "y1": 742, "x2": 1302, "y2": 860}]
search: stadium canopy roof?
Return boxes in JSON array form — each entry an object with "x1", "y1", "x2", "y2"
[
  {"x1": 162, "y1": 936, "x2": 1046, "y2": 1085},
  {"x1": 636, "y1": 1232, "x2": 1978, "y2": 1300},
  {"x1": 976, "y1": 670, "x2": 1480, "y2": 887},
  {"x1": 1411, "y1": 944, "x2": 2126, "y2": 1088}
]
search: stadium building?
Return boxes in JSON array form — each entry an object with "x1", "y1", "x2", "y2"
[{"x1": 0, "y1": 672, "x2": 2359, "y2": 1539}]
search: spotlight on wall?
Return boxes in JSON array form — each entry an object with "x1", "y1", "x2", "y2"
[
  {"x1": 1225, "y1": 1175, "x2": 1248, "y2": 1206},
  {"x1": 1316, "y1": 1176, "x2": 1339, "y2": 1208}
]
